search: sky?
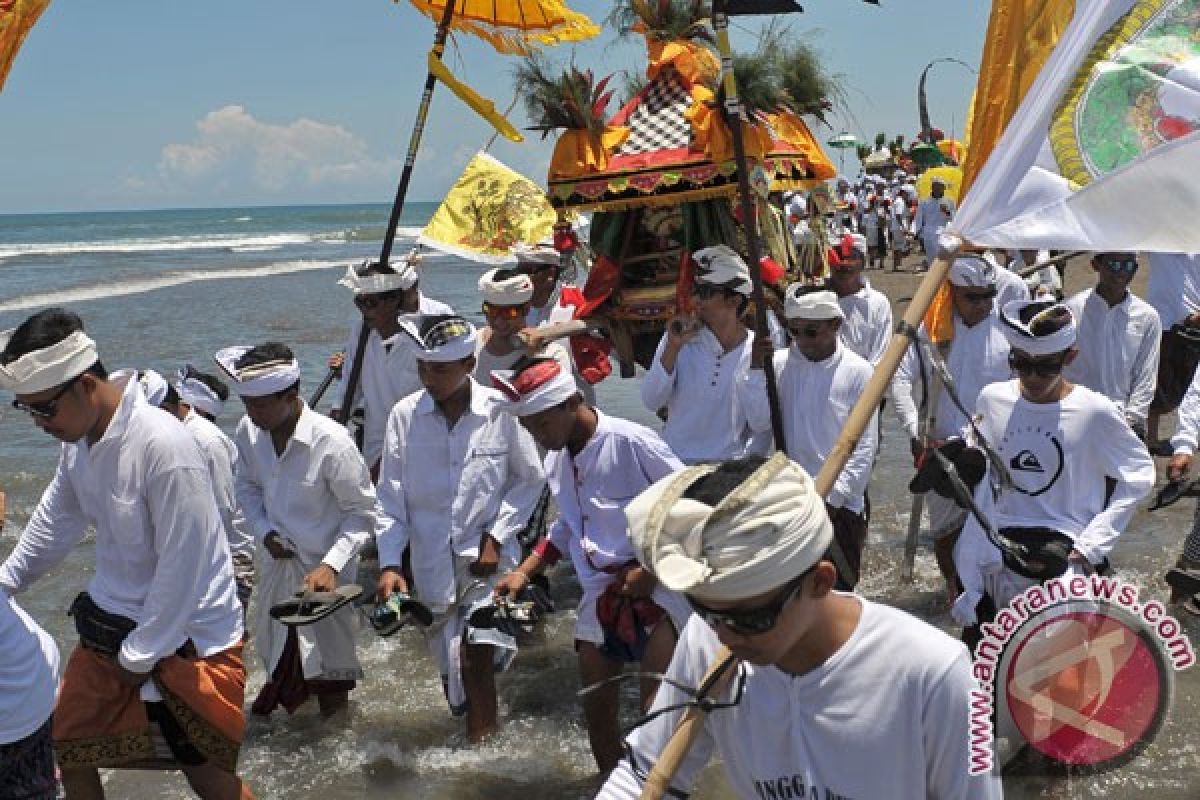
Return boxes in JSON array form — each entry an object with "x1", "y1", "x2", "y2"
[{"x1": 0, "y1": 1, "x2": 988, "y2": 214}]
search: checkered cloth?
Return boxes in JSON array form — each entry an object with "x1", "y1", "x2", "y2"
[{"x1": 615, "y1": 68, "x2": 693, "y2": 156}]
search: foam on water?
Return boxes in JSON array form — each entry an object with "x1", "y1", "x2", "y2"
[{"x1": 0, "y1": 232, "x2": 320, "y2": 259}]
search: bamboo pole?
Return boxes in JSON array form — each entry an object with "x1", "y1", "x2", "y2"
[{"x1": 638, "y1": 251, "x2": 957, "y2": 799}]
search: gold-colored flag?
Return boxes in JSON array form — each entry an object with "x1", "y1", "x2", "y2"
[{"x1": 0, "y1": 0, "x2": 51, "y2": 94}]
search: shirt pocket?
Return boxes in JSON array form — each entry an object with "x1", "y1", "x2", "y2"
[
  {"x1": 106, "y1": 493, "x2": 151, "y2": 550},
  {"x1": 466, "y1": 442, "x2": 508, "y2": 498},
  {"x1": 286, "y1": 477, "x2": 327, "y2": 522}
]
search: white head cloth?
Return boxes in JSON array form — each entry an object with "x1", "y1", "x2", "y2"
[
  {"x1": 784, "y1": 286, "x2": 844, "y2": 321},
  {"x1": 213, "y1": 346, "x2": 301, "y2": 397},
  {"x1": 0, "y1": 330, "x2": 98, "y2": 394},
  {"x1": 1000, "y1": 300, "x2": 1077, "y2": 356},
  {"x1": 175, "y1": 366, "x2": 224, "y2": 416},
  {"x1": 397, "y1": 315, "x2": 478, "y2": 363},
  {"x1": 479, "y1": 268, "x2": 534, "y2": 305},
  {"x1": 692, "y1": 245, "x2": 752, "y2": 296},
  {"x1": 948, "y1": 253, "x2": 997, "y2": 288},
  {"x1": 844, "y1": 233, "x2": 868, "y2": 259},
  {"x1": 931, "y1": 175, "x2": 948, "y2": 187},
  {"x1": 337, "y1": 254, "x2": 419, "y2": 295},
  {"x1": 513, "y1": 242, "x2": 560, "y2": 268},
  {"x1": 627, "y1": 453, "x2": 833, "y2": 602},
  {"x1": 139, "y1": 369, "x2": 169, "y2": 406},
  {"x1": 491, "y1": 359, "x2": 579, "y2": 417}
]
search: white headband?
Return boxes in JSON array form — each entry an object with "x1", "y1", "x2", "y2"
[
  {"x1": 626, "y1": 453, "x2": 833, "y2": 602},
  {"x1": 0, "y1": 330, "x2": 99, "y2": 394},
  {"x1": 338, "y1": 256, "x2": 418, "y2": 295},
  {"x1": 948, "y1": 254, "x2": 997, "y2": 288},
  {"x1": 784, "y1": 286, "x2": 844, "y2": 321},
  {"x1": 1000, "y1": 300, "x2": 1078, "y2": 356},
  {"x1": 175, "y1": 366, "x2": 224, "y2": 416},
  {"x1": 397, "y1": 315, "x2": 478, "y2": 363},
  {"x1": 213, "y1": 346, "x2": 301, "y2": 397},
  {"x1": 491, "y1": 360, "x2": 579, "y2": 417},
  {"x1": 479, "y1": 268, "x2": 534, "y2": 305},
  {"x1": 513, "y1": 242, "x2": 560, "y2": 268},
  {"x1": 693, "y1": 245, "x2": 752, "y2": 296},
  {"x1": 139, "y1": 369, "x2": 169, "y2": 406}
]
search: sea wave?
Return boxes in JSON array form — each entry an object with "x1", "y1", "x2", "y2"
[
  {"x1": 0, "y1": 259, "x2": 345, "y2": 312},
  {"x1": 0, "y1": 233, "x2": 318, "y2": 259}
]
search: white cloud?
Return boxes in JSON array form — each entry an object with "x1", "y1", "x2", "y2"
[{"x1": 157, "y1": 105, "x2": 399, "y2": 194}]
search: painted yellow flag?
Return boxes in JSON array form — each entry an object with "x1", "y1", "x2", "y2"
[
  {"x1": 417, "y1": 152, "x2": 557, "y2": 264},
  {"x1": 0, "y1": 0, "x2": 50, "y2": 94},
  {"x1": 925, "y1": 0, "x2": 1075, "y2": 344}
]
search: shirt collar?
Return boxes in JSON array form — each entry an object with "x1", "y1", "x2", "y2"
[
  {"x1": 87, "y1": 369, "x2": 143, "y2": 450},
  {"x1": 290, "y1": 401, "x2": 318, "y2": 447},
  {"x1": 414, "y1": 378, "x2": 489, "y2": 418}
]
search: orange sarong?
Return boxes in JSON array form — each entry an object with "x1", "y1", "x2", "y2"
[{"x1": 52, "y1": 642, "x2": 247, "y2": 773}]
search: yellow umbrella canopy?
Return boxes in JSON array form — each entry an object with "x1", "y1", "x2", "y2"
[
  {"x1": 916, "y1": 165, "x2": 963, "y2": 202},
  {"x1": 406, "y1": 0, "x2": 599, "y2": 53}
]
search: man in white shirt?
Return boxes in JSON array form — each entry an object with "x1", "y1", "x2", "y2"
[
  {"x1": 474, "y1": 266, "x2": 574, "y2": 388},
  {"x1": 374, "y1": 315, "x2": 544, "y2": 741},
  {"x1": 0, "y1": 594, "x2": 60, "y2": 800},
  {"x1": 892, "y1": 255, "x2": 1012, "y2": 599},
  {"x1": 331, "y1": 255, "x2": 455, "y2": 474},
  {"x1": 490, "y1": 359, "x2": 689, "y2": 772},
  {"x1": 741, "y1": 289, "x2": 877, "y2": 589},
  {"x1": 221, "y1": 341, "x2": 377, "y2": 721},
  {"x1": 597, "y1": 454, "x2": 1002, "y2": 800},
  {"x1": 1064, "y1": 252, "x2": 1161, "y2": 438},
  {"x1": 641, "y1": 245, "x2": 756, "y2": 464},
  {"x1": 910, "y1": 176, "x2": 956, "y2": 269},
  {"x1": 0, "y1": 308, "x2": 250, "y2": 799},
  {"x1": 953, "y1": 300, "x2": 1154, "y2": 629},
  {"x1": 824, "y1": 233, "x2": 893, "y2": 365},
  {"x1": 1146, "y1": 252, "x2": 1200, "y2": 452},
  {"x1": 1161, "y1": 369, "x2": 1200, "y2": 615}
]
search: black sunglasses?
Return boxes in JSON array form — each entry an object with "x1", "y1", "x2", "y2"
[
  {"x1": 1100, "y1": 256, "x2": 1138, "y2": 275},
  {"x1": 12, "y1": 375, "x2": 81, "y2": 419},
  {"x1": 687, "y1": 572, "x2": 810, "y2": 635},
  {"x1": 693, "y1": 283, "x2": 734, "y2": 300},
  {"x1": 1009, "y1": 352, "x2": 1067, "y2": 377},
  {"x1": 788, "y1": 324, "x2": 825, "y2": 339},
  {"x1": 960, "y1": 289, "x2": 998, "y2": 305},
  {"x1": 354, "y1": 291, "x2": 404, "y2": 309}
]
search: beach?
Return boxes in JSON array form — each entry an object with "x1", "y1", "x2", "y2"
[{"x1": 1, "y1": 205, "x2": 1197, "y2": 799}]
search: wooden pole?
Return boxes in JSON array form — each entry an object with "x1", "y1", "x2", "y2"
[
  {"x1": 638, "y1": 251, "x2": 957, "y2": 799},
  {"x1": 899, "y1": 341, "x2": 948, "y2": 583}
]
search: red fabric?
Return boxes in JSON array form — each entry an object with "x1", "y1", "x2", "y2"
[
  {"x1": 676, "y1": 252, "x2": 697, "y2": 315},
  {"x1": 560, "y1": 286, "x2": 613, "y2": 385},
  {"x1": 595, "y1": 566, "x2": 666, "y2": 662},
  {"x1": 532, "y1": 538, "x2": 563, "y2": 565},
  {"x1": 759, "y1": 255, "x2": 785, "y2": 286},
  {"x1": 250, "y1": 628, "x2": 355, "y2": 716},
  {"x1": 577, "y1": 255, "x2": 621, "y2": 317}
]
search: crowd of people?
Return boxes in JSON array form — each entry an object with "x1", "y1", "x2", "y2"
[{"x1": 2, "y1": 216, "x2": 1200, "y2": 799}]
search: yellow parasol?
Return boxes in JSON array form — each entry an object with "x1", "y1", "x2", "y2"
[{"x1": 916, "y1": 165, "x2": 963, "y2": 202}]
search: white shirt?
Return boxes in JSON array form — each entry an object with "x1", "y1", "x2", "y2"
[
  {"x1": 544, "y1": 411, "x2": 682, "y2": 593},
  {"x1": 183, "y1": 409, "x2": 253, "y2": 560},
  {"x1": 1146, "y1": 251, "x2": 1200, "y2": 327},
  {"x1": 335, "y1": 292, "x2": 455, "y2": 465},
  {"x1": 640, "y1": 327, "x2": 755, "y2": 464},
  {"x1": 0, "y1": 373, "x2": 243, "y2": 674},
  {"x1": 835, "y1": 282, "x2": 893, "y2": 364},
  {"x1": 994, "y1": 265, "x2": 1032, "y2": 310},
  {"x1": 1064, "y1": 288, "x2": 1162, "y2": 423},
  {"x1": 598, "y1": 598, "x2": 1002, "y2": 800},
  {"x1": 911, "y1": 196, "x2": 955, "y2": 235},
  {"x1": 892, "y1": 314, "x2": 1012, "y2": 441},
  {"x1": 0, "y1": 594, "x2": 60, "y2": 744},
  {"x1": 957, "y1": 381, "x2": 1154, "y2": 574},
  {"x1": 1172, "y1": 369, "x2": 1200, "y2": 455},
  {"x1": 234, "y1": 402, "x2": 376, "y2": 573},
  {"x1": 375, "y1": 380, "x2": 544, "y2": 609},
  {"x1": 740, "y1": 344, "x2": 878, "y2": 512},
  {"x1": 889, "y1": 195, "x2": 909, "y2": 233}
]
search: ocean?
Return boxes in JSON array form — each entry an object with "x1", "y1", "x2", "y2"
[{"x1": 1, "y1": 204, "x2": 1197, "y2": 798}]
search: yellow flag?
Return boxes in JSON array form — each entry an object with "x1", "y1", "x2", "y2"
[
  {"x1": 417, "y1": 152, "x2": 557, "y2": 264},
  {"x1": 0, "y1": 0, "x2": 51, "y2": 94},
  {"x1": 925, "y1": 0, "x2": 1075, "y2": 344}
]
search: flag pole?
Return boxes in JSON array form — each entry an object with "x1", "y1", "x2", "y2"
[
  {"x1": 338, "y1": 0, "x2": 459, "y2": 423},
  {"x1": 638, "y1": 250, "x2": 957, "y2": 799}
]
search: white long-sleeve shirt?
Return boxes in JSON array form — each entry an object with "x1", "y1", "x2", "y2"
[
  {"x1": 891, "y1": 315, "x2": 1012, "y2": 441},
  {"x1": 957, "y1": 381, "x2": 1154, "y2": 577},
  {"x1": 910, "y1": 197, "x2": 955, "y2": 237},
  {"x1": 835, "y1": 283, "x2": 893, "y2": 364},
  {"x1": 334, "y1": 292, "x2": 455, "y2": 465},
  {"x1": 183, "y1": 409, "x2": 253, "y2": 560},
  {"x1": 1064, "y1": 288, "x2": 1161, "y2": 424},
  {"x1": 375, "y1": 380, "x2": 544, "y2": 609},
  {"x1": 0, "y1": 594, "x2": 60, "y2": 744},
  {"x1": 597, "y1": 599, "x2": 1003, "y2": 800},
  {"x1": 739, "y1": 344, "x2": 877, "y2": 512},
  {"x1": 234, "y1": 402, "x2": 376, "y2": 573},
  {"x1": 1171, "y1": 368, "x2": 1200, "y2": 455},
  {"x1": 0, "y1": 372, "x2": 243, "y2": 674},
  {"x1": 544, "y1": 411, "x2": 683, "y2": 594},
  {"x1": 640, "y1": 327, "x2": 755, "y2": 464},
  {"x1": 1146, "y1": 251, "x2": 1200, "y2": 327}
]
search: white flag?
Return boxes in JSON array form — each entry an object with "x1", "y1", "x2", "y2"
[{"x1": 954, "y1": 0, "x2": 1200, "y2": 253}]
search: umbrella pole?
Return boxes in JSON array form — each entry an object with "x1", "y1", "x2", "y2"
[
  {"x1": 638, "y1": 251, "x2": 957, "y2": 800},
  {"x1": 339, "y1": 0, "x2": 459, "y2": 420}
]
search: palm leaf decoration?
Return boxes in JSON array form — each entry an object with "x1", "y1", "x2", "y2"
[
  {"x1": 514, "y1": 56, "x2": 616, "y2": 137},
  {"x1": 776, "y1": 28, "x2": 847, "y2": 124},
  {"x1": 717, "y1": 22, "x2": 845, "y2": 123},
  {"x1": 607, "y1": 0, "x2": 714, "y2": 45}
]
